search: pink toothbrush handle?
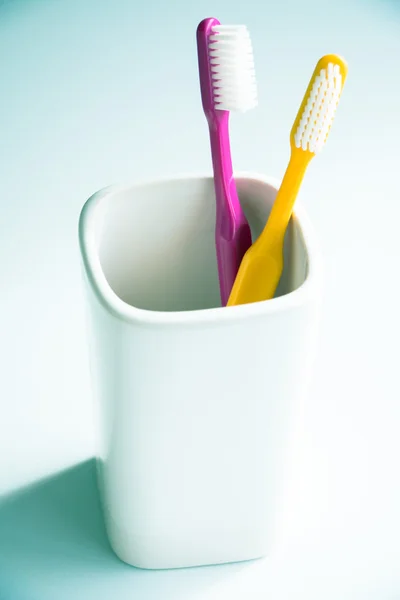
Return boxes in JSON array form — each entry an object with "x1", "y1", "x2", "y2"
[{"x1": 209, "y1": 113, "x2": 252, "y2": 305}]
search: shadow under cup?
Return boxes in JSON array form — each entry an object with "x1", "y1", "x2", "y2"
[
  {"x1": 79, "y1": 173, "x2": 321, "y2": 570},
  {"x1": 94, "y1": 175, "x2": 309, "y2": 311}
]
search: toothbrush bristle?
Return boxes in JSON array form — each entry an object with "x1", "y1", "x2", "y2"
[
  {"x1": 294, "y1": 62, "x2": 343, "y2": 153},
  {"x1": 208, "y1": 25, "x2": 257, "y2": 112}
]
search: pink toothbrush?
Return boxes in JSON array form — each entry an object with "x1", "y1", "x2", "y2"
[{"x1": 196, "y1": 18, "x2": 258, "y2": 305}]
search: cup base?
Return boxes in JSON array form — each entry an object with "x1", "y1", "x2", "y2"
[{"x1": 104, "y1": 507, "x2": 268, "y2": 570}]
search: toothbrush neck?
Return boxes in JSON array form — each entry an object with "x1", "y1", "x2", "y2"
[
  {"x1": 208, "y1": 111, "x2": 232, "y2": 174},
  {"x1": 264, "y1": 151, "x2": 310, "y2": 242},
  {"x1": 207, "y1": 111, "x2": 242, "y2": 223}
]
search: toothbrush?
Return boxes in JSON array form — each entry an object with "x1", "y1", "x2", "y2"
[
  {"x1": 196, "y1": 18, "x2": 258, "y2": 305},
  {"x1": 227, "y1": 54, "x2": 348, "y2": 307}
]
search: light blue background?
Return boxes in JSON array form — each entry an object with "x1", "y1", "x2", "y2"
[{"x1": 1, "y1": 0, "x2": 400, "y2": 598}]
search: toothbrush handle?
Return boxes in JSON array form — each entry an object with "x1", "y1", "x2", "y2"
[
  {"x1": 208, "y1": 113, "x2": 252, "y2": 305},
  {"x1": 227, "y1": 151, "x2": 312, "y2": 307}
]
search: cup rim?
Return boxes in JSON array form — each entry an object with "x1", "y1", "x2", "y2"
[{"x1": 79, "y1": 172, "x2": 322, "y2": 327}]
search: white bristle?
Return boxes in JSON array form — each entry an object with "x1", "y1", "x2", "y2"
[
  {"x1": 294, "y1": 62, "x2": 342, "y2": 153},
  {"x1": 208, "y1": 24, "x2": 257, "y2": 112}
]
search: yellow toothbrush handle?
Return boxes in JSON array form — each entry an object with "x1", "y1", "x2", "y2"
[{"x1": 227, "y1": 149, "x2": 312, "y2": 306}]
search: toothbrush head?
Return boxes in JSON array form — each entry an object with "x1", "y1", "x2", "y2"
[
  {"x1": 209, "y1": 24, "x2": 257, "y2": 112},
  {"x1": 197, "y1": 18, "x2": 257, "y2": 115},
  {"x1": 291, "y1": 54, "x2": 348, "y2": 155}
]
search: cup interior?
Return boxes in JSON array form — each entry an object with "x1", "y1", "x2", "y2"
[{"x1": 92, "y1": 176, "x2": 309, "y2": 312}]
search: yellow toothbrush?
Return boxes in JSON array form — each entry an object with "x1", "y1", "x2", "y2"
[{"x1": 227, "y1": 54, "x2": 348, "y2": 306}]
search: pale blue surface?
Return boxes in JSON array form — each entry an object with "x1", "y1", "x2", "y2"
[{"x1": 1, "y1": 0, "x2": 400, "y2": 598}]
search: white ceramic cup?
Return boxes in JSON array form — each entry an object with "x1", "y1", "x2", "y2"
[{"x1": 79, "y1": 173, "x2": 322, "y2": 570}]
